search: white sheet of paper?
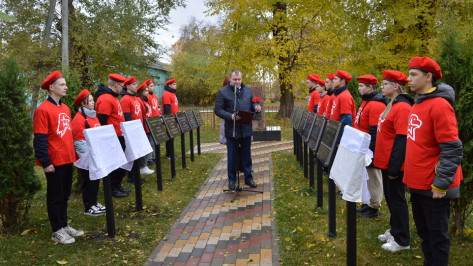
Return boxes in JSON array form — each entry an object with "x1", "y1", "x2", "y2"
[
  {"x1": 329, "y1": 126, "x2": 372, "y2": 203},
  {"x1": 83, "y1": 125, "x2": 128, "y2": 180},
  {"x1": 120, "y1": 120, "x2": 153, "y2": 161}
]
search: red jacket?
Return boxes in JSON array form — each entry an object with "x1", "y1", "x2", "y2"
[{"x1": 404, "y1": 85, "x2": 463, "y2": 193}]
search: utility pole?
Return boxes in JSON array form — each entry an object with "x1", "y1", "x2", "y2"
[{"x1": 61, "y1": 0, "x2": 69, "y2": 75}]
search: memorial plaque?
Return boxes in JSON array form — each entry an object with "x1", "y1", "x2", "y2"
[
  {"x1": 146, "y1": 116, "x2": 169, "y2": 144},
  {"x1": 302, "y1": 112, "x2": 316, "y2": 141},
  {"x1": 162, "y1": 114, "x2": 181, "y2": 138},
  {"x1": 194, "y1": 110, "x2": 205, "y2": 126},
  {"x1": 290, "y1": 106, "x2": 298, "y2": 126},
  {"x1": 293, "y1": 107, "x2": 303, "y2": 129},
  {"x1": 297, "y1": 110, "x2": 309, "y2": 134},
  {"x1": 186, "y1": 110, "x2": 199, "y2": 130},
  {"x1": 316, "y1": 119, "x2": 342, "y2": 167},
  {"x1": 176, "y1": 112, "x2": 191, "y2": 133},
  {"x1": 308, "y1": 115, "x2": 327, "y2": 151}
]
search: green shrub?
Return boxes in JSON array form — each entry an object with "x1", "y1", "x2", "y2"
[
  {"x1": 0, "y1": 58, "x2": 41, "y2": 234},
  {"x1": 437, "y1": 22, "x2": 473, "y2": 235}
]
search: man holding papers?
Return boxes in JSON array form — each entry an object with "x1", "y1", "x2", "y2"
[{"x1": 215, "y1": 69, "x2": 261, "y2": 190}]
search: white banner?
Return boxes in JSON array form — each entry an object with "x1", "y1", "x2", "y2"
[
  {"x1": 330, "y1": 126, "x2": 372, "y2": 203},
  {"x1": 120, "y1": 120, "x2": 153, "y2": 162},
  {"x1": 73, "y1": 125, "x2": 128, "y2": 180}
]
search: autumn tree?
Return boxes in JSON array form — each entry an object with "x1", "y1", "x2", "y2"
[
  {"x1": 0, "y1": 0, "x2": 184, "y2": 112},
  {"x1": 170, "y1": 18, "x2": 220, "y2": 104},
  {"x1": 205, "y1": 0, "x2": 342, "y2": 113}
]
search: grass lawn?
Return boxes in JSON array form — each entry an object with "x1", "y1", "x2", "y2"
[
  {"x1": 272, "y1": 151, "x2": 473, "y2": 265},
  {"x1": 0, "y1": 125, "x2": 221, "y2": 265}
]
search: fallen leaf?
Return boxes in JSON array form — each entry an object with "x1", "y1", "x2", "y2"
[
  {"x1": 306, "y1": 243, "x2": 315, "y2": 248},
  {"x1": 297, "y1": 226, "x2": 303, "y2": 232},
  {"x1": 414, "y1": 255, "x2": 422, "y2": 259},
  {"x1": 57, "y1": 260, "x2": 68, "y2": 265},
  {"x1": 284, "y1": 237, "x2": 291, "y2": 242}
]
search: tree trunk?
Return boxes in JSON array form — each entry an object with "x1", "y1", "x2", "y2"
[
  {"x1": 29, "y1": 0, "x2": 57, "y2": 118},
  {"x1": 272, "y1": 2, "x2": 294, "y2": 116}
]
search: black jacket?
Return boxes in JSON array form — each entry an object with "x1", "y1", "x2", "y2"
[{"x1": 215, "y1": 83, "x2": 256, "y2": 139}]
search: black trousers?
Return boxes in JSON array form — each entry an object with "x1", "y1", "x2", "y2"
[
  {"x1": 411, "y1": 193, "x2": 451, "y2": 266},
  {"x1": 110, "y1": 136, "x2": 127, "y2": 189},
  {"x1": 45, "y1": 163, "x2": 73, "y2": 232},
  {"x1": 382, "y1": 170, "x2": 410, "y2": 246},
  {"x1": 80, "y1": 169, "x2": 100, "y2": 210}
]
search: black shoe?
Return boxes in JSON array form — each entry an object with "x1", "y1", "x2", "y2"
[
  {"x1": 356, "y1": 204, "x2": 369, "y2": 213},
  {"x1": 127, "y1": 178, "x2": 145, "y2": 184},
  {"x1": 119, "y1": 186, "x2": 131, "y2": 193},
  {"x1": 112, "y1": 189, "x2": 127, "y2": 198},
  {"x1": 245, "y1": 179, "x2": 257, "y2": 188},
  {"x1": 228, "y1": 181, "x2": 236, "y2": 190},
  {"x1": 360, "y1": 207, "x2": 379, "y2": 218}
]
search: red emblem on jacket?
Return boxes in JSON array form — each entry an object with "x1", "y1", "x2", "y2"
[
  {"x1": 56, "y1": 113, "x2": 71, "y2": 137},
  {"x1": 407, "y1": 114, "x2": 422, "y2": 141}
]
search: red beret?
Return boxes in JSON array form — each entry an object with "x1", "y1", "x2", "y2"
[
  {"x1": 307, "y1": 74, "x2": 319, "y2": 82},
  {"x1": 109, "y1": 73, "x2": 126, "y2": 82},
  {"x1": 326, "y1": 73, "x2": 335, "y2": 80},
  {"x1": 145, "y1": 79, "x2": 153, "y2": 85},
  {"x1": 315, "y1": 78, "x2": 326, "y2": 86},
  {"x1": 356, "y1": 75, "x2": 378, "y2": 85},
  {"x1": 382, "y1": 70, "x2": 408, "y2": 85},
  {"x1": 41, "y1": 71, "x2": 63, "y2": 90},
  {"x1": 74, "y1": 89, "x2": 92, "y2": 107},
  {"x1": 408, "y1": 56, "x2": 442, "y2": 80},
  {"x1": 335, "y1": 70, "x2": 352, "y2": 83},
  {"x1": 137, "y1": 82, "x2": 147, "y2": 92},
  {"x1": 166, "y1": 79, "x2": 176, "y2": 85},
  {"x1": 124, "y1": 77, "x2": 137, "y2": 86}
]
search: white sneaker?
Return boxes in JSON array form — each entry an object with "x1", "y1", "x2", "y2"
[
  {"x1": 95, "y1": 203, "x2": 106, "y2": 211},
  {"x1": 63, "y1": 225, "x2": 84, "y2": 237},
  {"x1": 378, "y1": 229, "x2": 393, "y2": 242},
  {"x1": 51, "y1": 228, "x2": 75, "y2": 244},
  {"x1": 140, "y1": 166, "x2": 154, "y2": 175},
  {"x1": 84, "y1": 205, "x2": 104, "y2": 216},
  {"x1": 382, "y1": 238, "x2": 410, "y2": 252}
]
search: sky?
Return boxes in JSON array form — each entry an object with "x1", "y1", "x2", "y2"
[{"x1": 155, "y1": 0, "x2": 219, "y2": 64}]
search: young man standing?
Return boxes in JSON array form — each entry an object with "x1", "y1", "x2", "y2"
[
  {"x1": 404, "y1": 57, "x2": 463, "y2": 265},
  {"x1": 120, "y1": 77, "x2": 154, "y2": 176},
  {"x1": 215, "y1": 69, "x2": 261, "y2": 190},
  {"x1": 306, "y1": 74, "x2": 320, "y2": 113},
  {"x1": 324, "y1": 73, "x2": 335, "y2": 119},
  {"x1": 330, "y1": 70, "x2": 356, "y2": 127},
  {"x1": 33, "y1": 71, "x2": 83, "y2": 244},
  {"x1": 354, "y1": 75, "x2": 388, "y2": 219},
  {"x1": 95, "y1": 73, "x2": 128, "y2": 198},
  {"x1": 161, "y1": 79, "x2": 179, "y2": 159},
  {"x1": 146, "y1": 79, "x2": 160, "y2": 117}
]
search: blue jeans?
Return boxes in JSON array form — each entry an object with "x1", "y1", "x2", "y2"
[
  {"x1": 226, "y1": 137, "x2": 253, "y2": 183},
  {"x1": 411, "y1": 193, "x2": 451, "y2": 266}
]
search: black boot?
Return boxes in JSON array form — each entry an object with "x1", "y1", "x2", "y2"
[
  {"x1": 356, "y1": 204, "x2": 369, "y2": 213},
  {"x1": 360, "y1": 206, "x2": 379, "y2": 218}
]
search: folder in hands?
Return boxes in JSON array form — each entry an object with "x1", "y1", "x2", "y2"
[{"x1": 236, "y1": 110, "x2": 254, "y2": 125}]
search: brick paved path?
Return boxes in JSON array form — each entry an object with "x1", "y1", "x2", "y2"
[{"x1": 146, "y1": 141, "x2": 292, "y2": 265}]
